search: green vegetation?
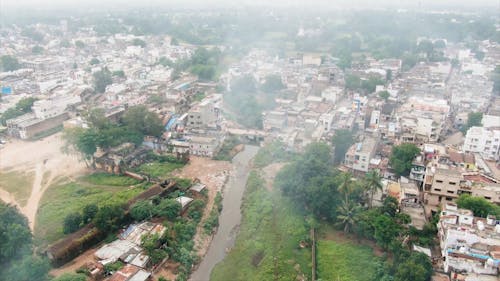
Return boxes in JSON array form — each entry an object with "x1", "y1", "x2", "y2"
[
  {"x1": 461, "y1": 112, "x2": 483, "y2": 134},
  {"x1": 82, "y1": 172, "x2": 141, "y2": 186},
  {"x1": 0, "y1": 202, "x2": 50, "y2": 281},
  {"x1": 224, "y1": 74, "x2": 277, "y2": 129},
  {"x1": 93, "y1": 68, "x2": 112, "y2": 93},
  {"x1": 0, "y1": 55, "x2": 21, "y2": 71},
  {"x1": 332, "y1": 129, "x2": 354, "y2": 164},
  {"x1": 213, "y1": 136, "x2": 241, "y2": 161},
  {"x1": 63, "y1": 106, "x2": 165, "y2": 166},
  {"x1": 0, "y1": 97, "x2": 37, "y2": 126},
  {"x1": 317, "y1": 239, "x2": 379, "y2": 281},
  {"x1": 275, "y1": 143, "x2": 433, "y2": 280},
  {"x1": 389, "y1": 143, "x2": 420, "y2": 176},
  {"x1": 378, "y1": 90, "x2": 390, "y2": 101},
  {"x1": 253, "y1": 140, "x2": 295, "y2": 168},
  {"x1": 35, "y1": 176, "x2": 143, "y2": 246},
  {"x1": 135, "y1": 161, "x2": 184, "y2": 179},
  {"x1": 204, "y1": 192, "x2": 222, "y2": 234},
  {"x1": 131, "y1": 38, "x2": 146, "y2": 47},
  {"x1": 345, "y1": 74, "x2": 385, "y2": 94},
  {"x1": 0, "y1": 170, "x2": 35, "y2": 206},
  {"x1": 260, "y1": 74, "x2": 285, "y2": 93},
  {"x1": 492, "y1": 65, "x2": 500, "y2": 94},
  {"x1": 32, "y1": 45, "x2": 44, "y2": 54},
  {"x1": 457, "y1": 194, "x2": 500, "y2": 218},
  {"x1": 211, "y1": 172, "x2": 311, "y2": 281},
  {"x1": 52, "y1": 273, "x2": 87, "y2": 281},
  {"x1": 89, "y1": 58, "x2": 100, "y2": 65}
]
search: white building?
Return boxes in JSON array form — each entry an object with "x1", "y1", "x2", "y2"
[
  {"x1": 438, "y1": 203, "x2": 500, "y2": 277},
  {"x1": 32, "y1": 95, "x2": 81, "y2": 119},
  {"x1": 463, "y1": 127, "x2": 500, "y2": 161},
  {"x1": 344, "y1": 136, "x2": 379, "y2": 173}
]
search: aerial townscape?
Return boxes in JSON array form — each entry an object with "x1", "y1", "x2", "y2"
[{"x1": 0, "y1": 1, "x2": 499, "y2": 281}]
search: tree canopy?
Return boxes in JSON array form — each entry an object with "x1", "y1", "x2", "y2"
[
  {"x1": 456, "y1": 194, "x2": 500, "y2": 218},
  {"x1": 121, "y1": 105, "x2": 164, "y2": 138},
  {"x1": 390, "y1": 143, "x2": 420, "y2": 176},
  {"x1": 332, "y1": 129, "x2": 354, "y2": 164},
  {"x1": 0, "y1": 55, "x2": 21, "y2": 72},
  {"x1": 461, "y1": 112, "x2": 483, "y2": 134},
  {"x1": 93, "y1": 68, "x2": 113, "y2": 93},
  {"x1": 260, "y1": 74, "x2": 285, "y2": 93}
]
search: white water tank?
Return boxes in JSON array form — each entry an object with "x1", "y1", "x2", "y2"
[{"x1": 477, "y1": 221, "x2": 485, "y2": 231}]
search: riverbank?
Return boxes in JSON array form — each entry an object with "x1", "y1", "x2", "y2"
[
  {"x1": 189, "y1": 145, "x2": 259, "y2": 281},
  {"x1": 210, "y1": 163, "x2": 311, "y2": 281}
]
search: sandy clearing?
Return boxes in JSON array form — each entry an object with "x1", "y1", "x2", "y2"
[{"x1": 0, "y1": 133, "x2": 88, "y2": 229}]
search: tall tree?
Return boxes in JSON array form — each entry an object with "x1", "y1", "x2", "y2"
[
  {"x1": 332, "y1": 129, "x2": 354, "y2": 164},
  {"x1": 461, "y1": 112, "x2": 483, "y2": 134},
  {"x1": 336, "y1": 200, "x2": 362, "y2": 233},
  {"x1": 94, "y1": 204, "x2": 124, "y2": 233},
  {"x1": 337, "y1": 172, "x2": 355, "y2": 203},
  {"x1": 93, "y1": 68, "x2": 113, "y2": 93},
  {"x1": 0, "y1": 55, "x2": 21, "y2": 71},
  {"x1": 0, "y1": 203, "x2": 32, "y2": 263},
  {"x1": 122, "y1": 105, "x2": 164, "y2": 138},
  {"x1": 364, "y1": 170, "x2": 383, "y2": 208},
  {"x1": 389, "y1": 143, "x2": 420, "y2": 176}
]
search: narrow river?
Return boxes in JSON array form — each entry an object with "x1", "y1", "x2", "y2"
[{"x1": 189, "y1": 145, "x2": 259, "y2": 281}]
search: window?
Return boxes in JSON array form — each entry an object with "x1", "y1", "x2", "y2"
[
  {"x1": 485, "y1": 196, "x2": 491, "y2": 200},
  {"x1": 434, "y1": 188, "x2": 441, "y2": 192},
  {"x1": 449, "y1": 182, "x2": 456, "y2": 185},
  {"x1": 436, "y1": 180, "x2": 443, "y2": 183},
  {"x1": 447, "y1": 190, "x2": 454, "y2": 194},
  {"x1": 446, "y1": 197, "x2": 453, "y2": 201}
]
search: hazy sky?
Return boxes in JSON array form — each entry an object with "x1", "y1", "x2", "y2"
[
  {"x1": 0, "y1": 0, "x2": 499, "y2": 7},
  {"x1": 1, "y1": 0, "x2": 499, "y2": 9}
]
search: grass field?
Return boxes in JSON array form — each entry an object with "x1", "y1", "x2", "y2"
[
  {"x1": 35, "y1": 174, "x2": 144, "y2": 247},
  {"x1": 317, "y1": 237, "x2": 379, "y2": 281},
  {"x1": 211, "y1": 172, "x2": 311, "y2": 281},
  {"x1": 135, "y1": 161, "x2": 184, "y2": 179},
  {"x1": 81, "y1": 172, "x2": 141, "y2": 186},
  {"x1": 0, "y1": 170, "x2": 35, "y2": 206}
]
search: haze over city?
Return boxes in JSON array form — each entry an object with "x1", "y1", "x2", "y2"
[{"x1": 0, "y1": 1, "x2": 499, "y2": 281}]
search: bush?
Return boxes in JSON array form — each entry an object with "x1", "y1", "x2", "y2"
[{"x1": 63, "y1": 212, "x2": 82, "y2": 234}]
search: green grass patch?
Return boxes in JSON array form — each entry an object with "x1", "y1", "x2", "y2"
[
  {"x1": 35, "y1": 177, "x2": 143, "y2": 247},
  {"x1": 0, "y1": 170, "x2": 35, "y2": 206},
  {"x1": 81, "y1": 172, "x2": 141, "y2": 186},
  {"x1": 135, "y1": 161, "x2": 184, "y2": 179},
  {"x1": 211, "y1": 172, "x2": 311, "y2": 281},
  {"x1": 317, "y1": 239, "x2": 379, "y2": 281}
]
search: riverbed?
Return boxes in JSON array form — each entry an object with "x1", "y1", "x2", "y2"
[{"x1": 189, "y1": 145, "x2": 259, "y2": 281}]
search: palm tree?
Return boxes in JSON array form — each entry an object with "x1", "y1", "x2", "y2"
[
  {"x1": 337, "y1": 172, "x2": 355, "y2": 203},
  {"x1": 364, "y1": 170, "x2": 383, "y2": 208},
  {"x1": 336, "y1": 200, "x2": 362, "y2": 233}
]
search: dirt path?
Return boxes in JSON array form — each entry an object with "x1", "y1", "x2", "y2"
[{"x1": 0, "y1": 133, "x2": 88, "y2": 230}]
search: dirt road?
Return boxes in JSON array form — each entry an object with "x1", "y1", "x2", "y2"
[{"x1": 0, "y1": 133, "x2": 87, "y2": 229}]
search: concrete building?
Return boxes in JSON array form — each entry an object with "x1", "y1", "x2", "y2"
[
  {"x1": 437, "y1": 203, "x2": 500, "y2": 277},
  {"x1": 424, "y1": 168, "x2": 500, "y2": 214},
  {"x1": 189, "y1": 136, "x2": 221, "y2": 158},
  {"x1": 186, "y1": 95, "x2": 221, "y2": 129},
  {"x1": 463, "y1": 127, "x2": 500, "y2": 161},
  {"x1": 344, "y1": 136, "x2": 379, "y2": 173}
]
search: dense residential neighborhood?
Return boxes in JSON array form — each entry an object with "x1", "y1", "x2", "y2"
[{"x1": 0, "y1": 1, "x2": 499, "y2": 281}]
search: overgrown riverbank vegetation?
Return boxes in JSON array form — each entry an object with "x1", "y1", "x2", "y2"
[{"x1": 275, "y1": 142, "x2": 434, "y2": 281}]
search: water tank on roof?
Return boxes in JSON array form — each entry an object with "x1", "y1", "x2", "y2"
[{"x1": 477, "y1": 221, "x2": 485, "y2": 231}]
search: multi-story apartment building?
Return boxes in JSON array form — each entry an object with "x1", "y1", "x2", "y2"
[
  {"x1": 463, "y1": 126, "x2": 500, "y2": 161},
  {"x1": 424, "y1": 168, "x2": 500, "y2": 214},
  {"x1": 344, "y1": 136, "x2": 379, "y2": 173}
]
